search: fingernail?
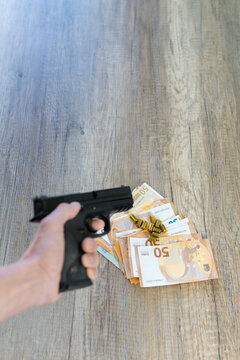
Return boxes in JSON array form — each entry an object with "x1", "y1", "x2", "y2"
[{"x1": 70, "y1": 202, "x2": 81, "y2": 209}]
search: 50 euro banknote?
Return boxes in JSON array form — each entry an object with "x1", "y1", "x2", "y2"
[
  {"x1": 114, "y1": 214, "x2": 185, "y2": 240},
  {"x1": 96, "y1": 213, "x2": 197, "y2": 274},
  {"x1": 113, "y1": 216, "x2": 196, "y2": 271},
  {"x1": 128, "y1": 233, "x2": 201, "y2": 278},
  {"x1": 135, "y1": 239, "x2": 218, "y2": 287},
  {"x1": 109, "y1": 200, "x2": 177, "y2": 243},
  {"x1": 132, "y1": 183, "x2": 164, "y2": 210},
  {"x1": 99, "y1": 213, "x2": 194, "y2": 277},
  {"x1": 96, "y1": 183, "x2": 164, "y2": 250},
  {"x1": 96, "y1": 214, "x2": 191, "y2": 253},
  {"x1": 110, "y1": 183, "x2": 164, "y2": 222}
]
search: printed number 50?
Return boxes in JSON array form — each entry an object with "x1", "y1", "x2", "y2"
[{"x1": 154, "y1": 247, "x2": 169, "y2": 258}]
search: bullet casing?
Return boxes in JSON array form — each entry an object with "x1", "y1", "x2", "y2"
[
  {"x1": 152, "y1": 227, "x2": 162, "y2": 234},
  {"x1": 160, "y1": 224, "x2": 167, "y2": 233},
  {"x1": 130, "y1": 214, "x2": 138, "y2": 223},
  {"x1": 148, "y1": 223, "x2": 155, "y2": 232},
  {"x1": 136, "y1": 219, "x2": 143, "y2": 228},
  {"x1": 150, "y1": 215, "x2": 156, "y2": 224},
  {"x1": 141, "y1": 221, "x2": 148, "y2": 230},
  {"x1": 152, "y1": 231, "x2": 160, "y2": 238},
  {"x1": 148, "y1": 235, "x2": 158, "y2": 242},
  {"x1": 155, "y1": 220, "x2": 162, "y2": 228}
]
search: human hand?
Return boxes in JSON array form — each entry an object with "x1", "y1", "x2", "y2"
[{"x1": 22, "y1": 202, "x2": 104, "y2": 305}]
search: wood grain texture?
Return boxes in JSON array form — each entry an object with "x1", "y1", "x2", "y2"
[{"x1": 0, "y1": 0, "x2": 239, "y2": 359}]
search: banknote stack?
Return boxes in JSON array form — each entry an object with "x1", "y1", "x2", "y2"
[{"x1": 96, "y1": 183, "x2": 218, "y2": 287}]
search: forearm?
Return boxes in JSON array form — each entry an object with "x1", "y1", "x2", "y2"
[
  {"x1": 0, "y1": 202, "x2": 99, "y2": 323},
  {"x1": 0, "y1": 258, "x2": 43, "y2": 322}
]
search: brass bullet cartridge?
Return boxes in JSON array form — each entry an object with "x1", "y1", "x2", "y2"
[
  {"x1": 152, "y1": 231, "x2": 161, "y2": 238},
  {"x1": 150, "y1": 215, "x2": 156, "y2": 224},
  {"x1": 141, "y1": 221, "x2": 148, "y2": 230},
  {"x1": 152, "y1": 227, "x2": 162, "y2": 234},
  {"x1": 148, "y1": 235, "x2": 157, "y2": 242},
  {"x1": 130, "y1": 214, "x2": 138, "y2": 223},
  {"x1": 148, "y1": 223, "x2": 155, "y2": 232},
  {"x1": 160, "y1": 224, "x2": 167, "y2": 233},
  {"x1": 155, "y1": 220, "x2": 162, "y2": 228},
  {"x1": 136, "y1": 219, "x2": 143, "y2": 228}
]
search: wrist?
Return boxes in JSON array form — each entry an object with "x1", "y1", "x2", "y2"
[
  {"x1": 0, "y1": 257, "x2": 45, "y2": 322},
  {"x1": 19, "y1": 255, "x2": 59, "y2": 307},
  {"x1": 18, "y1": 256, "x2": 48, "y2": 307}
]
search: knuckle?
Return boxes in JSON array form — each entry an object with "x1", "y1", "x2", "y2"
[
  {"x1": 82, "y1": 254, "x2": 99, "y2": 267},
  {"x1": 92, "y1": 240, "x2": 98, "y2": 250},
  {"x1": 40, "y1": 218, "x2": 51, "y2": 228},
  {"x1": 95, "y1": 255, "x2": 99, "y2": 266},
  {"x1": 81, "y1": 254, "x2": 88, "y2": 265},
  {"x1": 40, "y1": 217, "x2": 49, "y2": 225},
  {"x1": 40, "y1": 217, "x2": 58, "y2": 230},
  {"x1": 82, "y1": 237, "x2": 91, "y2": 245},
  {"x1": 58, "y1": 203, "x2": 69, "y2": 211},
  {"x1": 87, "y1": 239, "x2": 97, "y2": 252},
  {"x1": 91, "y1": 254, "x2": 98, "y2": 266}
]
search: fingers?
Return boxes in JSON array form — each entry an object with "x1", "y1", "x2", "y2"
[
  {"x1": 81, "y1": 253, "x2": 99, "y2": 268},
  {"x1": 82, "y1": 238, "x2": 99, "y2": 281},
  {"x1": 91, "y1": 218, "x2": 105, "y2": 231},
  {"x1": 43, "y1": 202, "x2": 81, "y2": 225},
  {"x1": 42, "y1": 203, "x2": 105, "y2": 232},
  {"x1": 82, "y1": 237, "x2": 98, "y2": 253},
  {"x1": 86, "y1": 268, "x2": 97, "y2": 281},
  {"x1": 82, "y1": 253, "x2": 99, "y2": 282}
]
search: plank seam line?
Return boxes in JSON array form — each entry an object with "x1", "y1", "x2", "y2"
[{"x1": 67, "y1": 293, "x2": 76, "y2": 360}]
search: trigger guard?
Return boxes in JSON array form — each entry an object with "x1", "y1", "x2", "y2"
[{"x1": 84, "y1": 215, "x2": 110, "y2": 235}]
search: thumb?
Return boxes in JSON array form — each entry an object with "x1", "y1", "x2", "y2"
[{"x1": 46, "y1": 202, "x2": 81, "y2": 224}]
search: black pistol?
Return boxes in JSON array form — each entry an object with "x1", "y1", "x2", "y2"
[{"x1": 30, "y1": 186, "x2": 133, "y2": 292}]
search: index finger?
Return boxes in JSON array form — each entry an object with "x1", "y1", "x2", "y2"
[{"x1": 91, "y1": 219, "x2": 105, "y2": 231}]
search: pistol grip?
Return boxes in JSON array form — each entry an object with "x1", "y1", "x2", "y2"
[{"x1": 59, "y1": 226, "x2": 92, "y2": 292}]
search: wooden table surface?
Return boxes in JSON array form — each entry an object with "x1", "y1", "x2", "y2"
[{"x1": 0, "y1": 1, "x2": 239, "y2": 359}]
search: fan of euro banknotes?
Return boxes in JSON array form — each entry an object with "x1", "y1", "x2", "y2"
[{"x1": 96, "y1": 183, "x2": 218, "y2": 287}]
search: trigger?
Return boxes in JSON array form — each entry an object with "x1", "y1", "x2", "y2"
[
  {"x1": 84, "y1": 219, "x2": 98, "y2": 234},
  {"x1": 84, "y1": 215, "x2": 110, "y2": 234},
  {"x1": 97, "y1": 215, "x2": 110, "y2": 233}
]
